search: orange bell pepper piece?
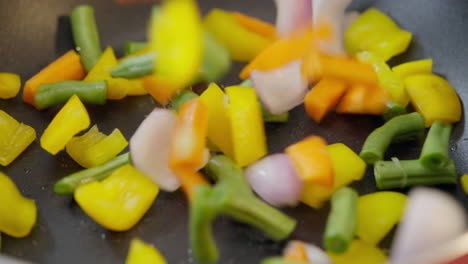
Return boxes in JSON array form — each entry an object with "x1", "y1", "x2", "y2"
[
  {"x1": 305, "y1": 78, "x2": 348, "y2": 123},
  {"x1": 285, "y1": 136, "x2": 334, "y2": 188},
  {"x1": 335, "y1": 83, "x2": 388, "y2": 115},
  {"x1": 232, "y1": 12, "x2": 277, "y2": 40},
  {"x1": 142, "y1": 75, "x2": 180, "y2": 105},
  {"x1": 23, "y1": 50, "x2": 85, "y2": 106},
  {"x1": 318, "y1": 54, "x2": 378, "y2": 85},
  {"x1": 284, "y1": 241, "x2": 309, "y2": 261}
]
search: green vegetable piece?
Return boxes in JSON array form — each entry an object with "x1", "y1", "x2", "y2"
[
  {"x1": 383, "y1": 102, "x2": 407, "y2": 121},
  {"x1": 35, "y1": 81, "x2": 107, "y2": 110},
  {"x1": 360, "y1": 112, "x2": 425, "y2": 165},
  {"x1": 111, "y1": 53, "x2": 156, "y2": 79},
  {"x1": 171, "y1": 90, "x2": 199, "y2": 112},
  {"x1": 261, "y1": 257, "x2": 310, "y2": 264},
  {"x1": 419, "y1": 121, "x2": 452, "y2": 169},
  {"x1": 323, "y1": 187, "x2": 358, "y2": 254},
  {"x1": 54, "y1": 152, "x2": 130, "y2": 195},
  {"x1": 123, "y1": 41, "x2": 148, "y2": 57},
  {"x1": 196, "y1": 31, "x2": 231, "y2": 83},
  {"x1": 70, "y1": 5, "x2": 102, "y2": 72}
]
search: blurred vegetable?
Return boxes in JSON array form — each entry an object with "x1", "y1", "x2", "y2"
[
  {"x1": 392, "y1": 59, "x2": 433, "y2": 80},
  {"x1": 142, "y1": 74, "x2": 181, "y2": 105},
  {"x1": 0, "y1": 172, "x2": 37, "y2": 238},
  {"x1": 462, "y1": 174, "x2": 468, "y2": 195},
  {"x1": 126, "y1": 79, "x2": 148, "y2": 96},
  {"x1": 405, "y1": 74, "x2": 462, "y2": 127},
  {"x1": 419, "y1": 121, "x2": 452, "y2": 169},
  {"x1": 66, "y1": 125, "x2": 128, "y2": 168},
  {"x1": 261, "y1": 257, "x2": 309, "y2": 264},
  {"x1": 196, "y1": 31, "x2": 231, "y2": 83},
  {"x1": 356, "y1": 192, "x2": 407, "y2": 244},
  {"x1": 75, "y1": 164, "x2": 159, "y2": 231},
  {"x1": 345, "y1": 8, "x2": 412, "y2": 61},
  {"x1": 245, "y1": 154, "x2": 302, "y2": 207},
  {"x1": 317, "y1": 54, "x2": 380, "y2": 85},
  {"x1": 284, "y1": 241, "x2": 331, "y2": 264},
  {"x1": 323, "y1": 187, "x2": 358, "y2": 254},
  {"x1": 383, "y1": 102, "x2": 407, "y2": 121},
  {"x1": 111, "y1": 53, "x2": 155, "y2": 79},
  {"x1": 232, "y1": 12, "x2": 277, "y2": 40},
  {"x1": 0, "y1": 73, "x2": 21, "y2": 99},
  {"x1": 125, "y1": 238, "x2": 167, "y2": 264},
  {"x1": 35, "y1": 81, "x2": 107, "y2": 110},
  {"x1": 23, "y1": 50, "x2": 85, "y2": 106},
  {"x1": 343, "y1": 11, "x2": 360, "y2": 31},
  {"x1": 360, "y1": 112, "x2": 425, "y2": 165},
  {"x1": 273, "y1": 0, "x2": 311, "y2": 37},
  {"x1": 171, "y1": 90, "x2": 199, "y2": 112},
  {"x1": 54, "y1": 153, "x2": 130, "y2": 195},
  {"x1": 305, "y1": 78, "x2": 347, "y2": 123},
  {"x1": 40, "y1": 95, "x2": 90, "y2": 155},
  {"x1": 286, "y1": 136, "x2": 334, "y2": 188},
  {"x1": 328, "y1": 239, "x2": 387, "y2": 264},
  {"x1": 123, "y1": 41, "x2": 148, "y2": 57},
  {"x1": 335, "y1": 83, "x2": 388, "y2": 115},
  {"x1": 0, "y1": 111, "x2": 36, "y2": 166},
  {"x1": 70, "y1": 5, "x2": 102, "y2": 72}
]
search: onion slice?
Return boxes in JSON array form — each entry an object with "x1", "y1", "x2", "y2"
[
  {"x1": 245, "y1": 153, "x2": 302, "y2": 207},
  {"x1": 390, "y1": 187, "x2": 467, "y2": 263},
  {"x1": 130, "y1": 108, "x2": 180, "y2": 192},
  {"x1": 274, "y1": 0, "x2": 312, "y2": 37},
  {"x1": 344, "y1": 11, "x2": 360, "y2": 31},
  {"x1": 251, "y1": 60, "x2": 308, "y2": 115}
]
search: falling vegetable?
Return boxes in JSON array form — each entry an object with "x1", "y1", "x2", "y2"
[
  {"x1": 0, "y1": 73, "x2": 21, "y2": 99},
  {"x1": 273, "y1": 0, "x2": 311, "y2": 37},
  {"x1": 125, "y1": 238, "x2": 167, "y2": 264},
  {"x1": 0, "y1": 111, "x2": 36, "y2": 166},
  {"x1": 328, "y1": 239, "x2": 387, "y2": 264}
]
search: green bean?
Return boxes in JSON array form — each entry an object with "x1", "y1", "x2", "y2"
[
  {"x1": 123, "y1": 41, "x2": 148, "y2": 56},
  {"x1": 419, "y1": 121, "x2": 452, "y2": 169},
  {"x1": 111, "y1": 53, "x2": 155, "y2": 79},
  {"x1": 383, "y1": 102, "x2": 407, "y2": 121},
  {"x1": 70, "y1": 5, "x2": 102, "y2": 72},
  {"x1": 261, "y1": 257, "x2": 310, "y2": 264},
  {"x1": 170, "y1": 90, "x2": 199, "y2": 112}
]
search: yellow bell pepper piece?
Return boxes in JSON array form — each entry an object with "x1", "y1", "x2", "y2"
[
  {"x1": 357, "y1": 51, "x2": 409, "y2": 107},
  {"x1": 199, "y1": 83, "x2": 233, "y2": 157},
  {"x1": 301, "y1": 143, "x2": 366, "y2": 209},
  {"x1": 225, "y1": 86, "x2": 267, "y2": 167},
  {"x1": 0, "y1": 111, "x2": 36, "y2": 166},
  {"x1": 0, "y1": 172, "x2": 37, "y2": 238},
  {"x1": 204, "y1": 9, "x2": 273, "y2": 62},
  {"x1": 328, "y1": 239, "x2": 387, "y2": 264},
  {"x1": 75, "y1": 164, "x2": 159, "y2": 231},
  {"x1": 405, "y1": 74, "x2": 462, "y2": 127},
  {"x1": 85, "y1": 47, "x2": 129, "y2": 100},
  {"x1": 127, "y1": 79, "x2": 148, "y2": 96},
  {"x1": 150, "y1": 0, "x2": 202, "y2": 89},
  {"x1": 392, "y1": 59, "x2": 433, "y2": 80},
  {"x1": 461, "y1": 174, "x2": 468, "y2": 195},
  {"x1": 126, "y1": 238, "x2": 167, "y2": 264},
  {"x1": 356, "y1": 192, "x2": 407, "y2": 245},
  {"x1": 345, "y1": 8, "x2": 412, "y2": 61},
  {"x1": 0, "y1": 73, "x2": 21, "y2": 99},
  {"x1": 66, "y1": 125, "x2": 128, "y2": 168},
  {"x1": 40, "y1": 95, "x2": 90, "y2": 155}
]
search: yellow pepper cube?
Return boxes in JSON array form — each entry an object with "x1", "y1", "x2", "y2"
[
  {"x1": 356, "y1": 192, "x2": 407, "y2": 245},
  {"x1": 75, "y1": 164, "x2": 159, "y2": 231},
  {"x1": 461, "y1": 174, "x2": 468, "y2": 195},
  {"x1": 199, "y1": 83, "x2": 233, "y2": 157},
  {"x1": 126, "y1": 238, "x2": 167, "y2": 264},
  {"x1": 0, "y1": 73, "x2": 21, "y2": 99},
  {"x1": 405, "y1": 74, "x2": 462, "y2": 127},
  {"x1": 301, "y1": 143, "x2": 366, "y2": 209},
  {"x1": 0, "y1": 111, "x2": 36, "y2": 166},
  {"x1": 392, "y1": 59, "x2": 433, "y2": 80},
  {"x1": 40, "y1": 95, "x2": 90, "y2": 155},
  {"x1": 225, "y1": 86, "x2": 267, "y2": 167},
  {"x1": 0, "y1": 172, "x2": 37, "y2": 238},
  {"x1": 66, "y1": 125, "x2": 128, "y2": 168},
  {"x1": 126, "y1": 79, "x2": 148, "y2": 96},
  {"x1": 328, "y1": 239, "x2": 387, "y2": 264}
]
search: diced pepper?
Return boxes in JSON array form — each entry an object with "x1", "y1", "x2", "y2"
[
  {"x1": 304, "y1": 78, "x2": 347, "y2": 123},
  {"x1": 142, "y1": 75, "x2": 180, "y2": 106},
  {"x1": 335, "y1": 83, "x2": 389, "y2": 115},
  {"x1": 318, "y1": 54, "x2": 379, "y2": 85},
  {"x1": 199, "y1": 83, "x2": 233, "y2": 157},
  {"x1": 40, "y1": 95, "x2": 90, "y2": 155},
  {"x1": 126, "y1": 79, "x2": 148, "y2": 96},
  {"x1": 66, "y1": 125, "x2": 128, "y2": 168},
  {"x1": 0, "y1": 172, "x2": 37, "y2": 238},
  {"x1": 461, "y1": 174, "x2": 468, "y2": 195},
  {"x1": 150, "y1": 0, "x2": 203, "y2": 89},
  {"x1": 0, "y1": 111, "x2": 36, "y2": 166},
  {"x1": 301, "y1": 143, "x2": 366, "y2": 209},
  {"x1": 392, "y1": 59, "x2": 433, "y2": 80},
  {"x1": 0, "y1": 73, "x2": 21, "y2": 99},
  {"x1": 225, "y1": 86, "x2": 267, "y2": 167},
  {"x1": 204, "y1": 9, "x2": 273, "y2": 62},
  {"x1": 286, "y1": 136, "x2": 334, "y2": 188},
  {"x1": 84, "y1": 47, "x2": 129, "y2": 100},
  {"x1": 345, "y1": 8, "x2": 412, "y2": 61},
  {"x1": 232, "y1": 12, "x2": 277, "y2": 40},
  {"x1": 356, "y1": 192, "x2": 407, "y2": 245},
  {"x1": 356, "y1": 51, "x2": 409, "y2": 106},
  {"x1": 405, "y1": 74, "x2": 462, "y2": 127},
  {"x1": 75, "y1": 164, "x2": 159, "y2": 231},
  {"x1": 23, "y1": 50, "x2": 85, "y2": 105},
  {"x1": 125, "y1": 238, "x2": 167, "y2": 264},
  {"x1": 328, "y1": 239, "x2": 387, "y2": 264}
]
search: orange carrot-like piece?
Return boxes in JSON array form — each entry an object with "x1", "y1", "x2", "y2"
[
  {"x1": 284, "y1": 241, "x2": 309, "y2": 261},
  {"x1": 319, "y1": 54, "x2": 378, "y2": 85},
  {"x1": 285, "y1": 136, "x2": 334, "y2": 188},
  {"x1": 171, "y1": 168, "x2": 208, "y2": 202},
  {"x1": 142, "y1": 75, "x2": 180, "y2": 105},
  {"x1": 305, "y1": 78, "x2": 348, "y2": 123},
  {"x1": 335, "y1": 83, "x2": 388, "y2": 115},
  {"x1": 23, "y1": 50, "x2": 85, "y2": 105},
  {"x1": 232, "y1": 12, "x2": 277, "y2": 40}
]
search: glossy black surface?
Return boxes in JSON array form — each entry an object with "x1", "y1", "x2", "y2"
[{"x1": 0, "y1": 0, "x2": 467, "y2": 263}]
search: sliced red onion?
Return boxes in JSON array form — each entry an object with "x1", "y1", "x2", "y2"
[
  {"x1": 251, "y1": 60, "x2": 308, "y2": 115},
  {"x1": 390, "y1": 188, "x2": 467, "y2": 264},
  {"x1": 344, "y1": 11, "x2": 360, "y2": 31},
  {"x1": 130, "y1": 108, "x2": 180, "y2": 192},
  {"x1": 274, "y1": 0, "x2": 313, "y2": 37},
  {"x1": 245, "y1": 153, "x2": 302, "y2": 207},
  {"x1": 284, "y1": 241, "x2": 332, "y2": 264},
  {"x1": 313, "y1": 0, "x2": 352, "y2": 55}
]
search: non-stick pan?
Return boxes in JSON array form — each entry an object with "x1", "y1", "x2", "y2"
[{"x1": 1, "y1": 0, "x2": 467, "y2": 263}]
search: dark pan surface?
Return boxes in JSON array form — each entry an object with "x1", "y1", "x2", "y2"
[{"x1": 1, "y1": 0, "x2": 468, "y2": 263}]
